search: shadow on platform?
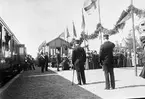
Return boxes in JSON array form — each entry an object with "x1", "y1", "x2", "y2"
[
  {"x1": 86, "y1": 80, "x2": 119, "y2": 85},
  {"x1": 117, "y1": 84, "x2": 145, "y2": 89},
  {"x1": 0, "y1": 67, "x2": 102, "y2": 99}
]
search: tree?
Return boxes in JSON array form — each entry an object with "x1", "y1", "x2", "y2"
[{"x1": 124, "y1": 33, "x2": 140, "y2": 50}]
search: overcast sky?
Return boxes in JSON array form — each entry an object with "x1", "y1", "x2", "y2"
[{"x1": 0, "y1": 0, "x2": 145, "y2": 57}]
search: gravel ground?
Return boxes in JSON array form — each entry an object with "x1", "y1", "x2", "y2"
[{"x1": 0, "y1": 67, "x2": 101, "y2": 99}]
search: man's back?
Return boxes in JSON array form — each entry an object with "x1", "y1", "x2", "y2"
[
  {"x1": 100, "y1": 41, "x2": 115, "y2": 66},
  {"x1": 72, "y1": 46, "x2": 86, "y2": 65}
]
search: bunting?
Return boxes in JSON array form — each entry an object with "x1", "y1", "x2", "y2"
[
  {"x1": 116, "y1": 9, "x2": 131, "y2": 25},
  {"x1": 77, "y1": 4, "x2": 145, "y2": 45},
  {"x1": 66, "y1": 27, "x2": 70, "y2": 38},
  {"x1": 81, "y1": 9, "x2": 86, "y2": 31},
  {"x1": 132, "y1": 5, "x2": 145, "y2": 18},
  {"x1": 72, "y1": 21, "x2": 77, "y2": 37}
]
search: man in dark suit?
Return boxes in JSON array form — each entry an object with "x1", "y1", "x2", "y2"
[
  {"x1": 72, "y1": 39, "x2": 86, "y2": 85},
  {"x1": 39, "y1": 52, "x2": 46, "y2": 73},
  {"x1": 44, "y1": 52, "x2": 49, "y2": 71},
  {"x1": 56, "y1": 48, "x2": 61, "y2": 71},
  {"x1": 99, "y1": 34, "x2": 115, "y2": 90}
]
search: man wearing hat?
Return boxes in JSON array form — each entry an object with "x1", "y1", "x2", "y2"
[
  {"x1": 39, "y1": 52, "x2": 46, "y2": 73},
  {"x1": 72, "y1": 39, "x2": 86, "y2": 85},
  {"x1": 99, "y1": 34, "x2": 115, "y2": 90}
]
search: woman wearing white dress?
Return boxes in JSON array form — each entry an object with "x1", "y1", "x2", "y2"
[
  {"x1": 131, "y1": 52, "x2": 138, "y2": 67},
  {"x1": 126, "y1": 51, "x2": 132, "y2": 67}
]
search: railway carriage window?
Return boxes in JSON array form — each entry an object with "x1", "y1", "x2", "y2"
[
  {"x1": 0, "y1": 25, "x2": 2, "y2": 49},
  {"x1": 4, "y1": 32, "x2": 11, "y2": 51}
]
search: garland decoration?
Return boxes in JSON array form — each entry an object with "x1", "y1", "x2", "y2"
[
  {"x1": 81, "y1": 22, "x2": 126, "y2": 40},
  {"x1": 80, "y1": 5, "x2": 133, "y2": 40},
  {"x1": 132, "y1": 5, "x2": 145, "y2": 18},
  {"x1": 79, "y1": 4, "x2": 145, "y2": 45},
  {"x1": 80, "y1": 23, "x2": 101, "y2": 40}
]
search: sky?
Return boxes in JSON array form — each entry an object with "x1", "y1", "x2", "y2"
[{"x1": 0, "y1": 0, "x2": 145, "y2": 58}]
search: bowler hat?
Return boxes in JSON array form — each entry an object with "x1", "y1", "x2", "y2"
[
  {"x1": 103, "y1": 34, "x2": 109, "y2": 37},
  {"x1": 75, "y1": 40, "x2": 80, "y2": 44},
  {"x1": 103, "y1": 34, "x2": 109, "y2": 39}
]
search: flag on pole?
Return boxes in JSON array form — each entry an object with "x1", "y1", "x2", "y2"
[
  {"x1": 72, "y1": 21, "x2": 77, "y2": 37},
  {"x1": 84, "y1": 0, "x2": 97, "y2": 14},
  {"x1": 116, "y1": 10, "x2": 131, "y2": 25},
  {"x1": 81, "y1": 9, "x2": 86, "y2": 31},
  {"x1": 59, "y1": 32, "x2": 65, "y2": 38},
  {"x1": 66, "y1": 27, "x2": 70, "y2": 38}
]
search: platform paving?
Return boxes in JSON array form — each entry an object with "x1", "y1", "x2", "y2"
[{"x1": 0, "y1": 66, "x2": 145, "y2": 99}]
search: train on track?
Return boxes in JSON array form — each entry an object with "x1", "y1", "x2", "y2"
[{"x1": 0, "y1": 17, "x2": 26, "y2": 87}]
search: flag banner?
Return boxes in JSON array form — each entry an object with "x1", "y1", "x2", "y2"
[
  {"x1": 79, "y1": 5, "x2": 145, "y2": 41},
  {"x1": 116, "y1": 10, "x2": 127, "y2": 24},
  {"x1": 81, "y1": 9, "x2": 86, "y2": 31},
  {"x1": 73, "y1": 21, "x2": 77, "y2": 37},
  {"x1": 131, "y1": 5, "x2": 145, "y2": 19},
  {"x1": 116, "y1": 8, "x2": 131, "y2": 25},
  {"x1": 66, "y1": 27, "x2": 70, "y2": 38},
  {"x1": 59, "y1": 32, "x2": 65, "y2": 38},
  {"x1": 84, "y1": 0, "x2": 97, "y2": 14},
  {"x1": 116, "y1": 22, "x2": 126, "y2": 30},
  {"x1": 118, "y1": 12, "x2": 131, "y2": 25}
]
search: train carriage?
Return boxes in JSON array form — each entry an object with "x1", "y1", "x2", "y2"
[{"x1": 0, "y1": 17, "x2": 26, "y2": 87}]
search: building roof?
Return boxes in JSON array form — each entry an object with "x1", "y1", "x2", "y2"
[{"x1": 46, "y1": 37, "x2": 70, "y2": 48}]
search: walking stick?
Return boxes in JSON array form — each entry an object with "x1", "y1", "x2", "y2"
[{"x1": 72, "y1": 65, "x2": 75, "y2": 85}]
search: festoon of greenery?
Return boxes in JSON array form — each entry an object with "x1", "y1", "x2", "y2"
[
  {"x1": 80, "y1": 22, "x2": 125, "y2": 40},
  {"x1": 80, "y1": 4, "x2": 145, "y2": 41}
]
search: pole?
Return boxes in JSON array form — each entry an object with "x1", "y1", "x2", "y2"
[
  {"x1": 72, "y1": 67, "x2": 75, "y2": 85},
  {"x1": 131, "y1": 0, "x2": 137, "y2": 76},
  {"x1": 98, "y1": 0, "x2": 102, "y2": 45},
  {"x1": 81, "y1": 9, "x2": 87, "y2": 52}
]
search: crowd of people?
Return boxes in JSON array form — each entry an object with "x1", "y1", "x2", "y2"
[
  {"x1": 33, "y1": 34, "x2": 145, "y2": 90},
  {"x1": 71, "y1": 34, "x2": 145, "y2": 90},
  {"x1": 23, "y1": 55, "x2": 36, "y2": 71}
]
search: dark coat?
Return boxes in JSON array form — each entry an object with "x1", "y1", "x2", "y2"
[
  {"x1": 72, "y1": 46, "x2": 86, "y2": 71},
  {"x1": 56, "y1": 53, "x2": 61, "y2": 64},
  {"x1": 44, "y1": 55, "x2": 49, "y2": 63},
  {"x1": 39, "y1": 55, "x2": 45, "y2": 66},
  {"x1": 99, "y1": 41, "x2": 115, "y2": 68}
]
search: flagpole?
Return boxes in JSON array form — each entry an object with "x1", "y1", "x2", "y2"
[
  {"x1": 98, "y1": 0, "x2": 102, "y2": 45},
  {"x1": 72, "y1": 21, "x2": 74, "y2": 39},
  {"x1": 131, "y1": 0, "x2": 137, "y2": 76},
  {"x1": 82, "y1": 9, "x2": 87, "y2": 52}
]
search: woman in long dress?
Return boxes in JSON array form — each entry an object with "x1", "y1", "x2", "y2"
[{"x1": 126, "y1": 52, "x2": 132, "y2": 67}]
